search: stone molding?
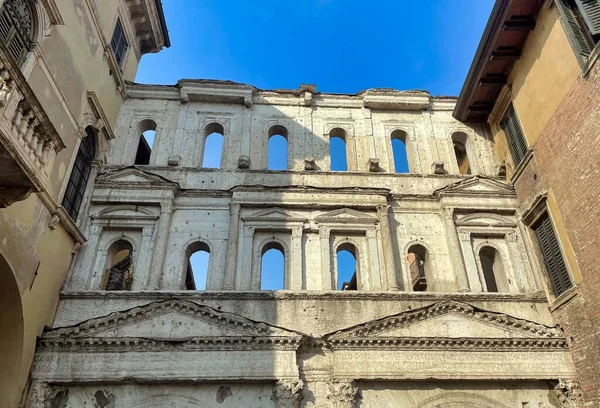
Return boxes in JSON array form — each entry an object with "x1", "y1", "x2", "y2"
[{"x1": 433, "y1": 176, "x2": 516, "y2": 198}]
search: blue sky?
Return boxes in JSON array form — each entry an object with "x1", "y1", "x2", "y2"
[{"x1": 137, "y1": 0, "x2": 494, "y2": 290}]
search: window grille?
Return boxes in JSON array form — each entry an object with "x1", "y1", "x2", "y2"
[
  {"x1": 110, "y1": 18, "x2": 128, "y2": 68},
  {"x1": 500, "y1": 104, "x2": 528, "y2": 167},
  {"x1": 0, "y1": 0, "x2": 34, "y2": 66},
  {"x1": 533, "y1": 212, "x2": 573, "y2": 297},
  {"x1": 61, "y1": 127, "x2": 96, "y2": 221}
]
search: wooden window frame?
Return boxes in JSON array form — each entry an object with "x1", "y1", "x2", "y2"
[
  {"x1": 499, "y1": 103, "x2": 529, "y2": 168},
  {"x1": 61, "y1": 128, "x2": 96, "y2": 221},
  {"x1": 110, "y1": 17, "x2": 128, "y2": 69}
]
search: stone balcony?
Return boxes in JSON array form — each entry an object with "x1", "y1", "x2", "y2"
[{"x1": 0, "y1": 44, "x2": 65, "y2": 207}]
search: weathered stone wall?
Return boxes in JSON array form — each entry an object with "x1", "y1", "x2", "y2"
[{"x1": 29, "y1": 83, "x2": 582, "y2": 407}]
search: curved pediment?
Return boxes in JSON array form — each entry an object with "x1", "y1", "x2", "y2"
[
  {"x1": 455, "y1": 212, "x2": 516, "y2": 228},
  {"x1": 93, "y1": 205, "x2": 159, "y2": 220}
]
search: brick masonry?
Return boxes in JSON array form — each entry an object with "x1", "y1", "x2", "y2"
[{"x1": 514, "y1": 61, "x2": 600, "y2": 403}]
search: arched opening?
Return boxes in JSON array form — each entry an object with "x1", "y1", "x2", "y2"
[
  {"x1": 202, "y1": 123, "x2": 224, "y2": 168},
  {"x1": 479, "y1": 246, "x2": 506, "y2": 292},
  {"x1": 134, "y1": 119, "x2": 157, "y2": 165},
  {"x1": 0, "y1": 0, "x2": 36, "y2": 66},
  {"x1": 408, "y1": 244, "x2": 429, "y2": 291},
  {"x1": 61, "y1": 126, "x2": 97, "y2": 221},
  {"x1": 185, "y1": 242, "x2": 210, "y2": 290},
  {"x1": 267, "y1": 125, "x2": 288, "y2": 170},
  {"x1": 0, "y1": 253, "x2": 23, "y2": 406},
  {"x1": 391, "y1": 130, "x2": 409, "y2": 173},
  {"x1": 336, "y1": 243, "x2": 357, "y2": 290},
  {"x1": 329, "y1": 128, "x2": 348, "y2": 171},
  {"x1": 260, "y1": 242, "x2": 285, "y2": 290},
  {"x1": 452, "y1": 132, "x2": 471, "y2": 175},
  {"x1": 102, "y1": 240, "x2": 134, "y2": 291}
]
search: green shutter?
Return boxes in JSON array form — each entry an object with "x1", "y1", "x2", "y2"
[
  {"x1": 575, "y1": 0, "x2": 600, "y2": 35},
  {"x1": 500, "y1": 105, "x2": 528, "y2": 166},
  {"x1": 534, "y1": 213, "x2": 573, "y2": 296},
  {"x1": 557, "y1": 0, "x2": 593, "y2": 61}
]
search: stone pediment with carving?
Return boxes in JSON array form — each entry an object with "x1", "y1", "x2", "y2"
[
  {"x1": 325, "y1": 300, "x2": 566, "y2": 350},
  {"x1": 242, "y1": 207, "x2": 307, "y2": 222},
  {"x1": 455, "y1": 212, "x2": 517, "y2": 228},
  {"x1": 315, "y1": 208, "x2": 378, "y2": 225},
  {"x1": 434, "y1": 176, "x2": 515, "y2": 197},
  {"x1": 43, "y1": 300, "x2": 301, "y2": 349},
  {"x1": 96, "y1": 167, "x2": 176, "y2": 186},
  {"x1": 91, "y1": 205, "x2": 159, "y2": 220}
]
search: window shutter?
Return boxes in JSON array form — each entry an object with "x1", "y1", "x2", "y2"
[
  {"x1": 575, "y1": 0, "x2": 600, "y2": 35},
  {"x1": 500, "y1": 105, "x2": 528, "y2": 166},
  {"x1": 534, "y1": 213, "x2": 573, "y2": 296},
  {"x1": 557, "y1": 0, "x2": 592, "y2": 60}
]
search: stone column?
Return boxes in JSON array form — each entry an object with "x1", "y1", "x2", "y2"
[
  {"x1": 290, "y1": 226, "x2": 303, "y2": 290},
  {"x1": 366, "y1": 229, "x2": 382, "y2": 290},
  {"x1": 243, "y1": 226, "x2": 257, "y2": 290},
  {"x1": 319, "y1": 228, "x2": 332, "y2": 290},
  {"x1": 442, "y1": 207, "x2": 470, "y2": 292},
  {"x1": 327, "y1": 381, "x2": 359, "y2": 408},
  {"x1": 377, "y1": 205, "x2": 400, "y2": 290},
  {"x1": 134, "y1": 226, "x2": 157, "y2": 290},
  {"x1": 149, "y1": 201, "x2": 173, "y2": 289},
  {"x1": 458, "y1": 231, "x2": 483, "y2": 292},
  {"x1": 73, "y1": 224, "x2": 102, "y2": 290},
  {"x1": 222, "y1": 203, "x2": 241, "y2": 290},
  {"x1": 271, "y1": 380, "x2": 304, "y2": 408}
]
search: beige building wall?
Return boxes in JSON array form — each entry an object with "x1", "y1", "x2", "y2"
[{"x1": 0, "y1": 0, "x2": 168, "y2": 406}]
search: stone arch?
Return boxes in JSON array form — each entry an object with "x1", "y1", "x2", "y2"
[
  {"x1": 184, "y1": 240, "x2": 212, "y2": 290},
  {"x1": 404, "y1": 241, "x2": 434, "y2": 292},
  {"x1": 450, "y1": 130, "x2": 478, "y2": 175},
  {"x1": 0, "y1": 252, "x2": 23, "y2": 407},
  {"x1": 254, "y1": 236, "x2": 289, "y2": 290},
  {"x1": 202, "y1": 122, "x2": 225, "y2": 169},
  {"x1": 134, "y1": 119, "x2": 157, "y2": 165},
  {"x1": 329, "y1": 127, "x2": 348, "y2": 172},
  {"x1": 390, "y1": 128, "x2": 410, "y2": 173},
  {"x1": 416, "y1": 392, "x2": 509, "y2": 408},
  {"x1": 267, "y1": 125, "x2": 289, "y2": 170},
  {"x1": 102, "y1": 239, "x2": 134, "y2": 290},
  {"x1": 335, "y1": 240, "x2": 358, "y2": 290},
  {"x1": 474, "y1": 241, "x2": 511, "y2": 293}
]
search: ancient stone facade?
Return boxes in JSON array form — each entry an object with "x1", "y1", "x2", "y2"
[{"x1": 27, "y1": 81, "x2": 580, "y2": 407}]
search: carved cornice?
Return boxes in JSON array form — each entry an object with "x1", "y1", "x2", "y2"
[
  {"x1": 38, "y1": 335, "x2": 302, "y2": 352},
  {"x1": 327, "y1": 337, "x2": 568, "y2": 351},
  {"x1": 86, "y1": 92, "x2": 115, "y2": 140},
  {"x1": 39, "y1": 0, "x2": 65, "y2": 25}
]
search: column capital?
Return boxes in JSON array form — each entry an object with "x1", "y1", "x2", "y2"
[
  {"x1": 327, "y1": 381, "x2": 359, "y2": 408},
  {"x1": 441, "y1": 206, "x2": 455, "y2": 219},
  {"x1": 291, "y1": 227, "x2": 303, "y2": 238},
  {"x1": 271, "y1": 379, "x2": 303, "y2": 408},
  {"x1": 160, "y1": 201, "x2": 174, "y2": 215},
  {"x1": 319, "y1": 228, "x2": 330, "y2": 239},
  {"x1": 243, "y1": 225, "x2": 255, "y2": 238}
]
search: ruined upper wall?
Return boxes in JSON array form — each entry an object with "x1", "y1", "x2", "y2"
[{"x1": 109, "y1": 81, "x2": 501, "y2": 178}]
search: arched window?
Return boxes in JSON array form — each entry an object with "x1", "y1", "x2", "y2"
[
  {"x1": 336, "y1": 243, "x2": 357, "y2": 290},
  {"x1": 185, "y1": 242, "x2": 210, "y2": 290},
  {"x1": 0, "y1": 0, "x2": 36, "y2": 66},
  {"x1": 329, "y1": 128, "x2": 348, "y2": 171},
  {"x1": 202, "y1": 123, "x2": 224, "y2": 168},
  {"x1": 260, "y1": 242, "x2": 285, "y2": 290},
  {"x1": 267, "y1": 125, "x2": 288, "y2": 170},
  {"x1": 61, "y1": 126, "x2": 96, "y2": 221},
  {"x1": 452, "y1": 132, "x2": 471, "y2": 175},
  {"x1": 391, "y1": 130, "x2": 409, "y2": 173},
  {"x1": 134, "y1": 120, "x2": 156, "y2": 165},
  {"x1": 103, "y1": 240, "x2": 134, "y2": 291},
  {"x1": 479, "y1": 246, "x2": 507, "y2": 292},
  {"x1": 408, "y1": 244, "x2": 429, "y2": 291}
]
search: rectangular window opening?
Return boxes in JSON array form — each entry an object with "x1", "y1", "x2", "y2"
[
  {"x1": 110, "y1": 18, "x2": 128, "y2": 69},
  {"x1": 500, "y1": 104, "x2": 528, "y2": 167}
]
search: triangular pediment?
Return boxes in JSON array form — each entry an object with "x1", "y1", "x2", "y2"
[
  {"x1": 44, "y1": 300, "x2": 297, "y2": 340},
  {"x1": 434, "y1": 177, "x2": 515, "y2": 197},
  {"x1": 315, "y1": 208, "x2": 378, "y2": 224},
  {"x1": 96, "y1": 167, "x2": 175, "y2": 185},
  {"x1": 326, "y1": 300, "x2": 560, "y2": 340},
  {"x1": 243, "y1": 207, "x2": 307, "y2": 221}
]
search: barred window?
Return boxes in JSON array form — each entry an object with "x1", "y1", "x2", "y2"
[
  {"x1": 0, "y1": 0, "x2": 35, "y2": 66},
  {"x1": 533, "y1": 212, "x2": 573, "y2": 297},
  {"x1": 110, "y1": 18, "x2": 128, "y2": 68},
  {"x1": 61, "y1": 127, "x2": 96, "y2": 221},
  {"x1": 556, "y1": 0, "x2": 600, "y2": 66},
  {"x1": 500, "y1": 104, "x2": 528, "y2": 167}
]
